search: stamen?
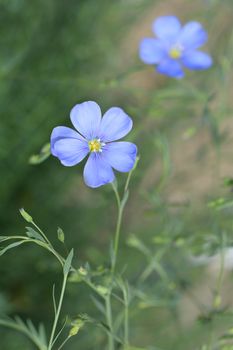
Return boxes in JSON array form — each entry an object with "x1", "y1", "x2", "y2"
[
  {"x1": 88, "y1": 139, "x2": 103, "y2": 153},
  {"x1": 169, "y1": 46, "x2": 182, "y2": 59}
]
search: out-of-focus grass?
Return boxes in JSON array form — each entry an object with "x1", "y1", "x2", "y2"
[{"x1": 1, "y1": 0, "x2": 233, "y2": 349}]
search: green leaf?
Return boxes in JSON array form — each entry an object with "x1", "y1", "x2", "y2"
[
  {"x1": 0, "y1": 316, "x2": 47, "y2": 349},
  {"x1": 38, "y1": 323, "x2": 47, "y2": 346},
  {"x1": 52, "y1": 284, "x2": 57, "y2": 314},
  {"x1": 0, "y1": 240, "x2": 27, "y2": 256},
  {"x1": 63, "y1": 249, "x2": 74, "y2": 275},
  {"x1": 127, "y1": 234, "x2": 150, "y2": 256},
  {"x1": 91, "y1": 295, "x2": 106, "y2": 315},
  {"x1": 26, "y1": 227, "x2": 46, "y2": 242},
  {"x1": 0, "y1": 236, "x2": 11, "y2": 242}
]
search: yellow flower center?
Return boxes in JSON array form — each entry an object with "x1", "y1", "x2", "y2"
[
  {"x1": 88, "y1": 139, "x2": 102, "y2": 152},
  {"x1": 169, "y1": 47, "x2": 182, "y2": 59}
]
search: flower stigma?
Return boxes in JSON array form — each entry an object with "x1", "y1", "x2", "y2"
[
  {"x1": 169, "y1": 46, "x2": 182, "y2": 59},
  {"x1": 88, "y1": 139, "x2": 105, "y2": 153}
]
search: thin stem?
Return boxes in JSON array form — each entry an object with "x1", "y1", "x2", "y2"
[
  {"x1": 48, "y1": 272, "x2": 68, "y2": 350},
  {"x1": 57, "y1": 335, "x2": 71, "y2": 350},
  {"x1": 32, "y1": 221, "x2": 52, "y2": 246},
  {"x1": 111, "y1": 182, "x2": 124, "y2": 275},
  {"x1": 28, "y1": 239, "x2": 65, "y2": 268},
  {"x1": 123, "y1": 287, "x2": 129, "y2": 347},
  {"x1": 112, "y1": 205, "x2": 124, "y2": 275},
  {"x1": 124, "y1": 305, "x2": 129, "y2": 348},
  {"x1": 124, "y1": 156, "x2": 139, "y2": 194},
  {"x1": 105, "y1": 294, "x2": 114, "y2": 350},
  {"x1": 111, "y1": 182, "x2": 121, "y2": 209}
]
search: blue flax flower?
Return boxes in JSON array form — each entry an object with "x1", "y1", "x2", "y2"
[
  {"x1": 51, "y1": 101, "x2": 137, "y2": 188},
  {"x1": 139, "y1": 15, "x2": 212, "y2": 78}
]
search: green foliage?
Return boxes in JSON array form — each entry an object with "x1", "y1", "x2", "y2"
[{"x1": 0, "y1": 316, "x2": 47, "y2": 350}]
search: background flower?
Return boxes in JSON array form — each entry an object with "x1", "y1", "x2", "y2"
[
  {"x1": 139, "y1": 15, "x2": 212, "y2": 78},
  {"x1": 51, "y1": 101, "x2": 137, "y2": 188}
]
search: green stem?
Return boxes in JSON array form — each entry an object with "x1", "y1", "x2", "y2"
[
  {"x1": 107, "y1": 160, "x2": 138, "y2": 349},
  {"x1": 124, "y1": 305, "x2": 129, "y2": 348},
  {"x1": 123, "y1": 289, "x2": 129, "y2": 348},
  {"x1": 111, "y1": 182, "x2": 123, "y2": 275},
  {"x1": 105, "y1": 294, "x2": 114, "y2": 350},
  {"x1": 112, "y1": 181, "x2": 121, "y2": 209},
  {"x1": 112, "y1": 206, "x2": 124, "y2": 275},
  {"x1": 32, "y1": 221, "x2": 52, "y2": 246},
  {"x1": 48, "y1": 272, "x2": 68, "y2": 350},
  {"x1": 57, "y1": 335, "x2": 71, "y2": 350}
]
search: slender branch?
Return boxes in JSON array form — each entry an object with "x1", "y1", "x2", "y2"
[
  {"x1": 57, "y1": 335, "x2": 71, "y2": 350},
  {"x1": 111, "y1": 182, "x2": 121, "y2": 209},
  {"x1": 32, "y1": 221, "x2": 52, "y2": 246},
  {"x1": 105, "y1": 294, "x2": 114, "y2": 350},
  {"x1": 48, "y1": 272, "x2": 68, "y2": 350},
  {"x1": 111, "y1": 204, "x2": 124, "y2": 275},
  {"x1": 123, "y1": 286, "x2": 129, "y2": 347}
]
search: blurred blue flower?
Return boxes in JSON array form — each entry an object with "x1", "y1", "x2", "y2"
[
  {"x1": 51, "y1": 101, "x2": 137, "y2": 188},
  {"x1": 139, "y1": 15, "x2": 212, "y2": 78}
]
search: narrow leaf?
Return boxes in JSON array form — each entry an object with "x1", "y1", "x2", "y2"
[
  {"x1": 91, "y1": 296, "x2": 106, "y2": 315},
  {"x1": 63, "y1": 249, "x2": 74, "y2": 275},
  {"x1": 0, "y1": 241, "x2": 27, "y2": 256},
  {"x1": 52, "y1": 284, "x2": 57, "y2": 314},
  {"x1": 38, "y1": 323, "x2": 48, "y2": 346},
  {"x1": 26, "y1": 227, "x2": 46, "y2": 242}
]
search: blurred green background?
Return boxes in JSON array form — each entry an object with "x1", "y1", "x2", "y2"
[{"x1": 1, "y1": 0, "x2": 233, "y2": 349}]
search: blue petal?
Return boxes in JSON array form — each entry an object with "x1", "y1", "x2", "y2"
[
  {"x1": 157, "y1": 58, "x2": 184, "y2": 78},
  {"x1": 53, "y1": 138, "x2": 89, "y2": 166},
  {"x1": 178, "y1": 21, "x2": 208, "y2": 50},
  {"x1": 139, "y1": 38, "x2": 165, "y2": 64},
  {"x1": 83, "y1": 153, "x2": 115, "y2": 188},
  {"x1": 102, "y1": 142, "x2": 137, "y2": 172},
  {"x1": 99, "y1": 107, "x2": 133, "y2": 142},
  {"x1": 152, "y1": 16, "x2": 181, "y2": 42},
  {"x1": 182, "y1": 51, "x2": 212, "y2": 70},
  {"x1": 70, "y1": 101, "x2": 102, "y2": 140},
  {"x1": 50, "y1": 126, "x2": 84, "y2": 157}
]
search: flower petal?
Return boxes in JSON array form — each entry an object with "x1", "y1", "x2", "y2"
[
  {"x1": 157, "y1": 58, "x2": 184, "y2": 78},
  {"x1": 152, "y1": 16, "x2": 181, "y2": 42},
  {"x1": 182, "y1": 51, "x2": 212, "y2": 70},
  {"x1": 83, "y1": 153, "x2": 115, "y2": 188},
  {"x1": 178, "y1": 21, "x2": 208, "y2": 50},
  {"x1": 99, "y1": 107, "x2": 133, "y2": 142},
  {"x1": 102, "y1": 142, "x2": 137, "y2": 172},
  {"x1": 70, "y1": 101, "x2": 102, "y2": 140},
  {"x1": 53, "y1": 138, "x2": 89, "y2": 166},
  {"x1": 50, "y1": 126, "x2": 84, "y2": 156},
  {"x1": 139, "y1": 38, "x2": 166, "y2": 64}
]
